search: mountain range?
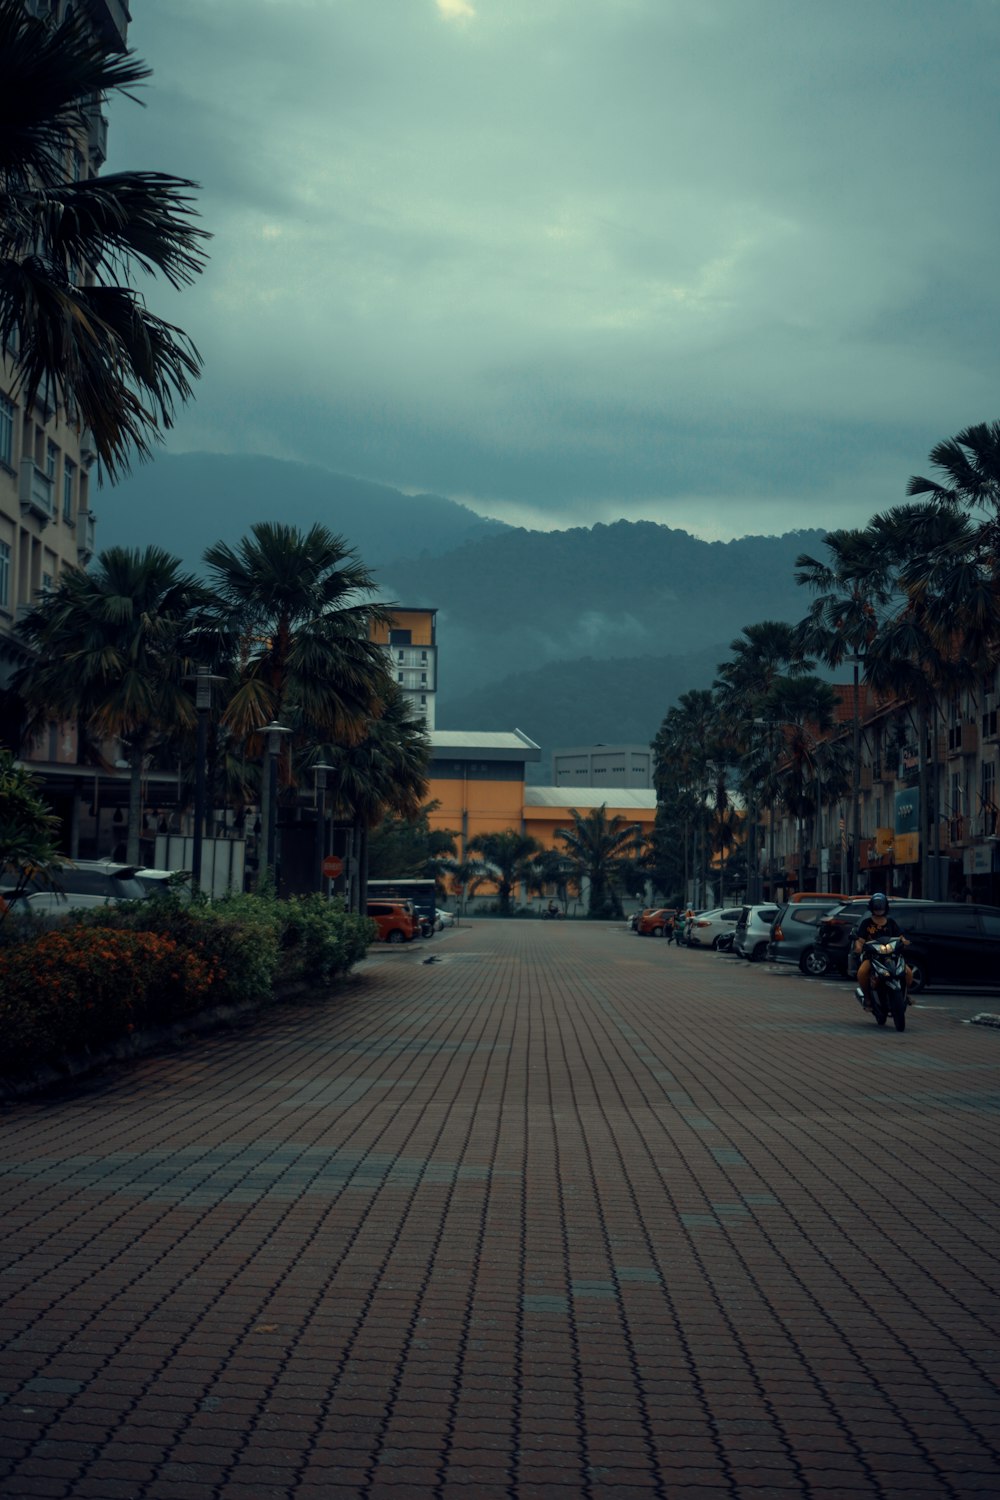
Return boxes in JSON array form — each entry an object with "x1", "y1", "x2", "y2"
[{"x1": 98, "y1": 452, "x2": 827, "y2": 775}]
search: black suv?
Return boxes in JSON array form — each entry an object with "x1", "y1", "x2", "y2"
[{"x1": 815, "y1": 898, "x2": 1000, "y2": 992}]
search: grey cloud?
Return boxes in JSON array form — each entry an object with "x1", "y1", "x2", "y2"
[{"x1": 105, "y1": 0, "x2": 1000, "y2": 538}]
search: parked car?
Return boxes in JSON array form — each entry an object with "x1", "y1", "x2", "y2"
[
  {"x1": 636, "y1": 907, "x2": 677, "y2": 937},
  {"x1": 814, "y1": 898, "x2": 932, "y2": 978},
  {"x1": 766, "y1": 900, "x2": 844, "y2": 974},
  {"x1": 135, "y1": 867, "x2": 193, "y2": 900},
  {"x1": 436, "y1": 907, "x2": 456, "y2": 928},
  {"x1": 0, "y1": 859, "x2": 149, "y2": 923},
  {"x1": 733, "y1": 903, "x2": 782, "y2": 961},
  {"x1": 817, "y1": 897, "x2": 1000, "y2": 993},
  {"x1": 366, "y1": 899, "x2": 420, "y2": 943},
  {"x1": 686, "y1": 906, "x2": 744, "y2": 949}
]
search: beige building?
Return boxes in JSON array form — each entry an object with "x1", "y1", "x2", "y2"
[{"x1": 1, "y1": 1, "x2": 128, "y2": 704}]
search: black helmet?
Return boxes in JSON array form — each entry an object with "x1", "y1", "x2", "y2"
[{"x1": 869, "y1": 892, "x2": 889, "y2": 915}]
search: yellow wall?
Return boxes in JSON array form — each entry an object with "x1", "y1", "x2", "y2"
[
  {"x1": 370, "y1": 608, "x2": 435, "y2": 647},
  {"x1": 523, "y1": 805, "x2": 656, "y2": 850},
  {"x1": 426, "y1": 774, "x2": 526, "y2": 855}
]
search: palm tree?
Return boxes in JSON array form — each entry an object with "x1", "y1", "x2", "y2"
[
  {"x1": 759, "y1": 675, "x2": 839, "y2": 893},
  {"x1": 0, "y1": 749, "x2": 61, "y2": 918},
  {"x1": 0, "y1": 1, "x2": 209, "y2": 477},
  {"x1": 527, "y1": 846, "x2": 576, "y2": 913},
  {"x1": 465, "y1": 830, "x2": 542, "y2": 916},
  {"x1": 205, "y1": 523, "x2": 393, "y2": 750},
  {"x1": 795, "y1": 527, "x2": 898, "y2": 891},
  {"x1": 15, "y1": 545, "x2": 208, "y2": 861},
  {"x1": 312, "y1": 686, "x2": 431, "y2": 911},
  {"x1": 555, "y1": 805, "x2": 643, "y2": 918},
  {"x1": 714, "y1": 620, "x2": 813, "y2": 899}
]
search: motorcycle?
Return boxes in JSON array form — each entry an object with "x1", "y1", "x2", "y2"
[
  {"x1": 541, "y1": 906, "x2": 565, "y2": 920},
  {"x1": 857, "y1": 935, "x2": 909, "y2": 1032}
]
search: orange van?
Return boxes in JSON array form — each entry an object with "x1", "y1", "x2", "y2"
[{"x1": 366, "y1": 899, "x2": 419, "y2": 943}]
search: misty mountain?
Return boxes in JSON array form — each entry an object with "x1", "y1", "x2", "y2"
[
  {"x1": 95, "y1": 451, "x2": 508, "y2": 568},
  {"x1": 437, "y1": 645, "x2": 735, "y2": 783},
  {"x1": 381, "y1": 521, "x2": 826, "y2": 700}
]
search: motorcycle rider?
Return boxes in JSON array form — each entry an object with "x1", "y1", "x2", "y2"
[{"x1": 853, "y1": 892, "x2": 913, "y2": 1009}]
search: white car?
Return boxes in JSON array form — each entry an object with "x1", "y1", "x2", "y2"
[
  {"x1": 733, "y1": 903, "x2": 783, "y2": 962},
  {"x1": 435, "y1": 907, "x2": 456, "y2": 927},
  {"x1": 685, "y1": 906, "x2": 744, "y2": 949}
]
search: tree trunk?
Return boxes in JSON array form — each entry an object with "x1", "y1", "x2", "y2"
[{"x1": 127, "y1": 741, "x2": 145, "y2": 865}]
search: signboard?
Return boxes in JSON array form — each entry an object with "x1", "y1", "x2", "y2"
[
  {"x1": 894, "y1": 789, "x2": 919, "y2": 865},
  {"x1": 875, "y1": 826, "x2": 895, "y2": 856},
  {"x1": 965, "y1": 844, "x2": 993, "y2": 876},
  {"x1": 322, "y1": 854, "x2": 344, "y2": 879}
]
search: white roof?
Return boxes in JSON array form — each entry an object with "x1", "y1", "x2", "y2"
[
  {"x1": 524, "y1": 787, "x2": 658, "y2": 810},
  {"x1": 431, "y1": 729, "x2": 540, "y2": 750}
]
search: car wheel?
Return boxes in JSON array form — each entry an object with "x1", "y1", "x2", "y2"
[
  {"x1": 387, "y1": 929, "x2": 405, "y2": 944},
  {"x1": 908, "y1": 959, "x2": 926, "y2": 995},
  {"x1": 651, "y1": 925, "x2": 663, "y2": 937},
  {"x1": 750, "y1": 942, "x2": 768, "y2": 962},
  {"x1": 711, "y1": 935, "x2": 725, "y2": 950},
  {"x1": 799, "y1": 947, "x2": 830, "y2": 977}
]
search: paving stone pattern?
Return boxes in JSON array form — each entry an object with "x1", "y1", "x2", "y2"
[{"x1": 1, "y1": 921, "x2": 999, "y2": 1498}]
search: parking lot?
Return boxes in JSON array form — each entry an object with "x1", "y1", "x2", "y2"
[{"x1": 1, "y1": 919, "x2": 999, "y2": 1498}]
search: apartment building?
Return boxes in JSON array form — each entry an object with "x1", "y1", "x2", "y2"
[
  {"x1": 761, "y1": 669, "x2": 1000, "y2": 906},
  {"x1": 369, "y1": 607, "x2": 438, "y2": 727},
  {"x1": 1, "y1": 1, "x2": 128, "y2": 699}
]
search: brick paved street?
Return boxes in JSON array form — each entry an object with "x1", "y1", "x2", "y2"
[{"x1": 1, "y1": 919, "x2": 999, "y2": 1499}]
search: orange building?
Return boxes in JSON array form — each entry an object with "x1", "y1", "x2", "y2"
[{"x1": 369, "y1": 607, "x2": 438, "y2": 727}]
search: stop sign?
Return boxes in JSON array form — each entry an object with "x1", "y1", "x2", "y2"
[{"x1": 322, "y1": 854, "x2": 344, "y2": 879}]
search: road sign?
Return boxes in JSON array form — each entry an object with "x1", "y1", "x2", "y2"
[{"x1": 322, "y1": 854, "x2": 344, "y2": 879}]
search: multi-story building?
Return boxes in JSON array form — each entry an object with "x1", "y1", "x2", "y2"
[
  {"x1": 1, "y1": 1, "x2": 129, "y2": 707},
  {"x1": 761, "y1": 669, "x2": 1000, "y2": 907},
  {"x1": 369, "y1": 607, "x2": 438, "y2": 726}
]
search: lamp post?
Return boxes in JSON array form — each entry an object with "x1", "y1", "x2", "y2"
[
  {"x1": 850, "y1": 652, "x2": 862, "y2": 895},
  {"x1": 257, "y1": 720, "x2": 291, "y2": 886},
  {"x1": 313, "y1": 762, "x2": 336, "y2": 894},
  {"x1": 185, "y1": 666, "x2": 225, "y2": 891}
]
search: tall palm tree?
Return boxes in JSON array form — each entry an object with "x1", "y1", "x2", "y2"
[
  {"x1": 714, "y1": 620, "x2": 813, "y2": 899},
  {"x1": 465, "y1": 830, "x2": 543, "y2": 916},
  {"x1": 555, "y1": 805, "x2": 643, "y2": 919},
  {"x1": 0, "y1": 0, "x2": 209, "y2": 477},
  {"x1": 205, "y1": 522, "x2": 394, "y2": 747},
  {"x1": 311, "y1": 686, "x2": 431, "y2": 910},
  {"x1": 759, "y1": 675, "x2": 838, "y2": 892},
  {"x1": 15, "y1": 545, "x2": 208, "y2": 861}
]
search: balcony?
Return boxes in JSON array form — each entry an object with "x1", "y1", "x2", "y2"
[
  {"x1": 19, "y1": 460, "x2": 54, "y2": 524},
  {"x1": 77, "y1": 511, "x2": 97, "y2": 562}
]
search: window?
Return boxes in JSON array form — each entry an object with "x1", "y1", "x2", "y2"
[
  {"x1": 41, "y1": 571, "x2": 54, "y2": 595},
  {"x1": 46, "y1": 440, "x2": 57, "y2": 479},
  {"x1": 0, "y1": 541, "x2": 10, "y2": 610},
  {"x1": 63, "y1": 458, "x2": 75, "y2": 522},
  {"x1": 420, "y1": 672, "x2": 427, "y2": 683},
  {"x1": 397, "y1": 672, "x2": 403, "y2": 682},
  {"x1": 0, "y1": 394, "x2": 13, "y2": 467}
]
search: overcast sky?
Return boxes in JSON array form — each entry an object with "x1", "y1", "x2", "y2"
[{"x1": 105, "y1": 0, "x2": 1000, "y2": 540}]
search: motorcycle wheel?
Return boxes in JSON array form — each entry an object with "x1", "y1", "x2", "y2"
[
  {"x1": 871, "y1": 987, "x2": 888, "y2": 1026},
  {"x1": 889, "y1": 991, "x2": 907, "y2": 1032}
]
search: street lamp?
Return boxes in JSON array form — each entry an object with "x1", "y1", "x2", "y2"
[
  {"x1": 312, "y1": 762, "x2": 336, "y2": 894},
  {"x1": 256, "y1": 720, "x2": 291, "y2": 886},
  {"x1": 185, "y1": 666, "x2": 225, "y2": 891}
]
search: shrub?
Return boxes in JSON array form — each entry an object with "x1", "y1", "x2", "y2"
[
  {"x1": 279, "y1": 894, "x2": 375, "y2": 986},
  {"x1": 0, "y1": 928, "x2": 221, "y2": 1074}
]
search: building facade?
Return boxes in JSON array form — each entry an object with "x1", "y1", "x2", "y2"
[
  {"x1": 762, "y1": 668, "x2": 1000, "y2": 907},
  {"x1": 369, "y1": 607, "x2": 438, "y2": 727},
  {"x1": 1, "y1": 1, "x2": 129, "y2": 696},
  {"x1": 552, "y1": 743, "x2": 654, "y2": 789}
]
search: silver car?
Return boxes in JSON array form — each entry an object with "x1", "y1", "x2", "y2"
[{"x1": 733, "y1": 903, "x2": 782, "y2": 962}]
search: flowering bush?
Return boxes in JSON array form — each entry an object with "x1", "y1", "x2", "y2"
[
  {"x1": 0, "y1": 928, "x2": 221, "y2": 1073},
  {"x1": 0, "y1": 889, "x2": 374, "y2": 1078}
]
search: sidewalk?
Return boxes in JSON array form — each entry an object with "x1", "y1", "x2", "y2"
[{"x1": 1, "y1": 920, "x2": 998, "y2": 1498}]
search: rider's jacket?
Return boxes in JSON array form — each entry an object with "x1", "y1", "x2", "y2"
[{"x1": 855, "y1": 915, "x2": 903, "y2": 947}]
